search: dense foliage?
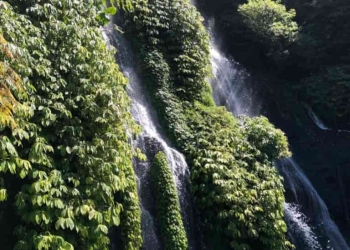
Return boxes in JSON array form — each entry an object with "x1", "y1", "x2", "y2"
[
  {"x1": 151, "y1": 152, "x2": 188, "y2": 250},
  {"x1": 124, "y1": 0, "x2": 293, "y2": 249},
  {"x1": 0, "y1": 3, "x2": 43, "y2": 247},
  {"x1": 186, "y1": 106, "x2": 292, "y2": 249},
  {"x1": 0, "y1": 0, "x2": 142, "y2": 249},
  {"x1": 4, "y1": 0, "x2": 337, "y2": 248},
  {"x1": 0, "y1": 34, "x2": 27, "y2": 130},
  {"x1": 285, "y1": 0, "x2": 350, "y2": 127},
  {"x1": 302, "y1": 66, "x2": 350, "y2": 124},
  {"x1": 240, "y1": 116, "x2": 291, "y2": 160},
  {"x1": 238, "y1": 0, "x2": 298, "y2": 47},
  {"x1": 119, "y1": 163, "x2": 143, "y2": 250},
  {"x1": 197, "y1": 0, "x2": 350, "y2": 127}
]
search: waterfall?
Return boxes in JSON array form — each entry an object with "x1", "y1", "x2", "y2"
[
  {"x1": 284, "y1": 203, "x2": 321, "y2": 250},
  {"x1": 208, "y1": 30, "x2": 349, "y2": 250},
  {"x1": 305, "y1": 105, "x2": 330, "y2": 131},
  {"x1": 278, "y1": 159, "x2": 350, "y2": 250},
  {"x1": 304, "y1": 105, "x2": 350, "y2": 133},
  {"x1": 102, "y1": 24, "x2": 199, "y2": 250},
  {"x1": 210, "y1": 41, "x2": 258, "y2": 117}
]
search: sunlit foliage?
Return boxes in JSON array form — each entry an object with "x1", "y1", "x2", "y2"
[
  {"x1": 151, "y1": 152, "x2": 188, "y2": 250},
  {"x1": 125, "y1": 0, "x2": 293, "y2": 249},
  {"x1": 238, "y1": 0, "x2": 299, "y2": 45},
  {"x1": 0, "y1": 0, "x2": 142, "y2": 249}
]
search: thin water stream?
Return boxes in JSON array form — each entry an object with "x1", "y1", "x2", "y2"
[
  {"x1": 102, "y1": 4, "x2": 349, "y2": 248},
  {"x1": 208, "y1": 28, "x2": 349, "y2": 250},
  {"x1": 103, "y1": 23, "x2": 199, "y2": 250}
]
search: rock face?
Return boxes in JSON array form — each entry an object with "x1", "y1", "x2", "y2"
[
  {"x1": 196, "y1": 0, "x2": 350, "y2": 243},
  {"x1": 269, "y1": 105, "x2": 350, "y2": 240},
  {"x1": 241, "y1": 62, "x2": 350, "y2": 242},
  {"x1": 144, "y1": 136, "x2": 165, "y2": 159},
  {"x1": 241, "y1": 65, "x2": 350, "y2": 244},
  {"x1": 251, "y1": 71, "x2": 350, "y2": 242}
]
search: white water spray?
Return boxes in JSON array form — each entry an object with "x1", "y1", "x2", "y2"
[
  {"x1": 284, "y1": 203, "x2": 321, "y2": 250},
  {"x1": 278, "y1": 158, "x2": 349, "y2": 250},
  {"x1": 210, "y1": 42, "x2": 258, "y2": 117},
  {"x1": 103, "y1": 23, "x2": 199, "y2": 249},
  {"x1": 305, "y1": 105, "x2": 330, "y2": 130},
  {"x1": 209, "y1": 29, "x2": 349, "y2": 250},
  {"x1": 304, "y1": 104, "x2": 350, "y2": 133}
]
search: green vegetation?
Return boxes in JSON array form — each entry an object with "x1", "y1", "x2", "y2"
[
  {"x1": 0, "y1": 0, "x2": 142, "y2": 249},
  {"x1": 197, "y1": 0, "x2": 350, "y2": 127},
  {"x1": 151, "y1": 152, "x2": 188, "y2": 250},
  {"x1": 238, "y1": 0, "x2": 298, "y2": 46},
  {"x1": 119, "y1": 163, "x2": 143, "y2": 250},
  {"x1": 0, "y1": 34, "x2": 27, "y2": 129},
  {"x1": 3, "y1": 0, "x2": 330, "y2": 248},
  {"x1": 125, "y1": 0, "x2": 293, "y2": 249},
  {"x1": 303, "y1": 66, "x2": 350, "y2": 124},
  {"x1": 289, "y1": 0, "x2": 350, "y2": 127},
  {"x1": 240, "y1": 116, "x2": 291, "y2": 160},
  {"x1": 186, "y1": 106, "x2": 292, "y2": 250}
]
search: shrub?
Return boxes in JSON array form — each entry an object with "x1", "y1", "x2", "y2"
[{"x1": 238, "y1": 0, "x2": 299, "y2": 45}]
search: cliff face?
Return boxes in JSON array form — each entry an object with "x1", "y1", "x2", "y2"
[
  {"x1": 266, "y1": 95, "x2": 350, "y2": 241},
  {"x1": 0, "y1": 0, "x2": 293, "y2": 249},
  {"x1": 2, "y1": 0, "x2": 350, "y2": 249},
  {"x1": 196, "y1": 0, "x2": 350, "y2": 242},
  {"x1": 197, "y1": 0, "x2": 350, "y2": 128}
]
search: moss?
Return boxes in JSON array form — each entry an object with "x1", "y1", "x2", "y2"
[{"x1": 151, "y1": 152, "x2": 189, "y2": 250}]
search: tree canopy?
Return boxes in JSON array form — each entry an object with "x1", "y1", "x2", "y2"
[{"x1": 238, "y1": 0, "x2": 299, "y2": 45}]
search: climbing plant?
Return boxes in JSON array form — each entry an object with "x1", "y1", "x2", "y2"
[
  {"x1": 119, "y1": 162, "x2": 143, "y2": 250},
  {"x1": 151, "y1": 152, "x2": 188, "y2": 250},
  {"x1": 124, "y1": 0, "x2": 293, "y2": 249},
  {"x1": 0, "y1": 0, "x2": 142, "y2": 249}
]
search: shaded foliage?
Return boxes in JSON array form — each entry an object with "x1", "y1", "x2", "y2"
[
  {"x1": 285, "y1": 0, "x2": 350, "y2": 127},
  {"x1": 198, "y1": 0, "x2": 350, "y2": 127},
  {"x1": 151, "y1": 152, "x2": 188, "y2": 250}
]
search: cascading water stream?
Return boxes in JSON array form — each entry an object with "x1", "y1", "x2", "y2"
[
  {"x1": 305, "y1": 105, "x2": 350, "y2": 133},
  {"x1": 278, "y1": 158, "x2": 350, "y2": 250},
  {"x1": 210, "y1": 42, "x2": 258, "y2": 117},
  {"x1": 102, "y1": 24, "x2": 198, "y2": 250},
  {"x1": 208, "y1": 28, "x2": 349, "y2": 250},
  {"x1": 284, "y1": 203, "x2": 321, "y2": 250},
  {"x1": 305, "y1": 105, "x2": 330, "y2": 131}
]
